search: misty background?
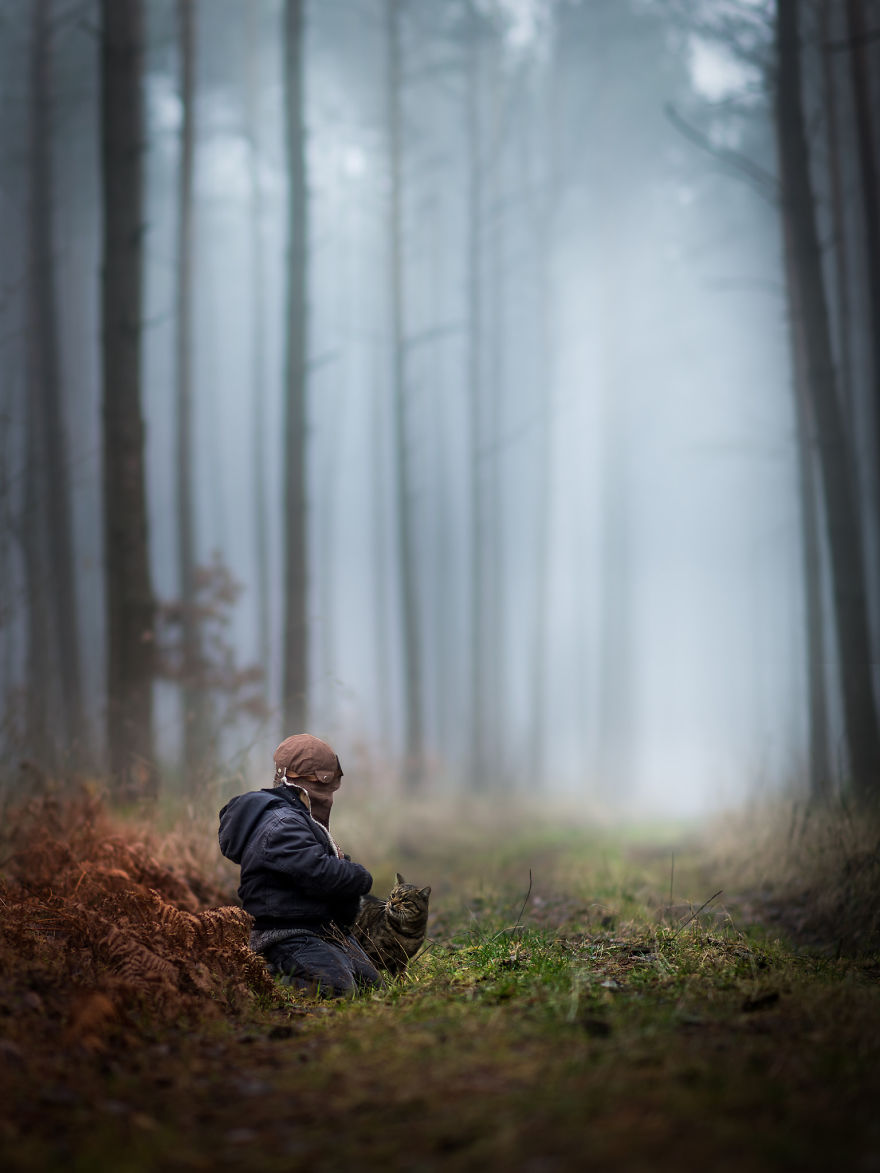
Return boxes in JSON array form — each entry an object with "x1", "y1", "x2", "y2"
[{"x1": 2, "y1": 0, "x2": 878, "y2": 814}]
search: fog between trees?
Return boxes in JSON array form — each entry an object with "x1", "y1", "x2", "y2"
[{"x1": 1, "y1": 0, "x2": 879, "y2": 812}]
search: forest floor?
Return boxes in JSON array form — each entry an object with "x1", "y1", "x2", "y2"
[{"x1": 1, "y1": 786, "x2": 878, "y2": 1172}]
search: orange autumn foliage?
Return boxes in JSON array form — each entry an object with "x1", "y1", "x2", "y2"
[{"x1": 0, "y1": 791, "x2": 277, "y2": 1053}]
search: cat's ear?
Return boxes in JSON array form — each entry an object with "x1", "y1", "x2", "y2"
[
  {"x1": 419, "y1": 886, "x2": 431, "y2": 898},
  {"x1": 395, "y1": 872, "x2": 405, "y2": 885}
]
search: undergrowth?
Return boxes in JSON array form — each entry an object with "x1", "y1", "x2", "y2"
[
  {"x1": 0, "y1": 785, "x2": 878, "y2": 1172},
  {"x1": 0, "y1": 789, "x2": 277, "y2": 1057},
  {"x1": 707, "y1": 796, "x2": 880, "y2": 954}
]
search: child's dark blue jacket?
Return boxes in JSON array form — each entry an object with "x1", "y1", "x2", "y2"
[{"x1": 218, "y1": 785, "x2": 372, "y2": 931}]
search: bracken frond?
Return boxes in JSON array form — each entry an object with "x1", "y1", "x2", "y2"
[{"x1": 0, "y1": 792, "x2": 285, "y2": 1034}]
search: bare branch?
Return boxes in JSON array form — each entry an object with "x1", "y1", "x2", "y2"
[{"x1": 664, "y1": 103, "x2": 780, "y2": 206}]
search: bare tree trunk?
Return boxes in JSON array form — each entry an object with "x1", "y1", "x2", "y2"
[
  {"x1": 426, "y1": 185, "x2": 450, "y2": 754},
  {"x1": 101, "y1": 0, "x2": 156, "y2": 796},
  {"x1": 24, "y1": 0, "x2": 87, "y2": 770},
  {"x1": 595, "y1": 252, "x2": 634, "y2": 796},
  {"x1": 526, "y1": 56, "x2": 561, "y2": 788},
  {"x1": 23, "y1": 350, "x2": 52, "y2": 767},
  {"x1": 175, "y1": 0, "x2": 209, "y2": 776},
  {"x1": 821, "y1": 0, "x2": 853, "y2": 422},
  {"x1": 281, "y1": 0, "x2": 309, "y2": 734},
  {"x1": 844, "y1": 0, "x2": 880, "y2": 550},
  {"x1": 24, "y1": 0, "x2": 56, "y2": 766},
  {"x1": 528, "y1": 235, "x2": 554, "y2": 786},
  {"x1": 485, "y1": 48, "x2": 508, "y2": 789},
  {"x1": 245, "y1": 0, "x2": 271, "y2": 683},
  {"x1": 387, "y1": 0, "x2": 423, "y2": 788},
  {"x1": 466, "y1": 7, "x2": 486, "y2": 791},
  {"x1": 370, "y1": 344, "x2": 393, "y2": 748},
  {"x1": 776, "y1": 0, "x2": 880, "y2": 798},
  {"x1": 595, "y1": 85, "x2": 634, "y2": 798},
  {"x1": 0, "y1": 376, "x2": 17, "y2": 725},
  {"x1": 782, "y1": 217, "x2": 832, "y2": 800}
]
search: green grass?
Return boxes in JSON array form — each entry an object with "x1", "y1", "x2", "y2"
[{"x1": 2, "y1": 797, "x2": 879, "y2": 1172}]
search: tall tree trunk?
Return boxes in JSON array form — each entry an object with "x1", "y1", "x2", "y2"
[
  {"x1": 425, "y1": 184, "x2": 449, "y2": 754},
  {"x1": 100, "y1": 0, "x2": 156, "y2": 796},
  {"x1": 528, "y1": 233, "x2": 554, "y2": 786},
  {"x1": 23, "y1": 358, "x2": 52, "y2": 767},
  {"x1": 24, "y1": 0, "x2": 55, "y2": 766},
  {"x1": 595, "y1": 82, "x2": 634, "y2": 797},
  {"x1": 387, "y1": 0, "x2": 423, "y2": 787},
  {"x1": 485, "y1": 49, "x2": 508, "y2": 789},
  {"x1": 281, "y1": 0, "x2": 309, "y2": 734},
  {"x1": 25, "y1": 0, "x2": 86, "y2": 769},
  {"x1": 844, "y1": 0, "x2": 880, "y2": 555},
  {"x1": 0, "y1": 374, "x2": 17, "y2": 717},
  {"x1": 175, "y1": 0, "x2": 208, "y2": 776},
  {"x1": 245, "y1": 0, "x2": 271, "y2": 684},
  {"x1": 776, "y1": 0, "x2": 880, "y2": 798},
  {"x1": 370, "y1": 344, "x2": 393, "y2": 748},
  {"x1": 526, "y1": 56, "x2": 560, "y2": 788},
  {"x1": 595, "y1": 251, "x2": 634, "y2": 796},
  {"x1": 821, "y1": 0, "x2": 853, "y2": 422},
  {"x1": 466, "y1": 7, "x2": 486, "y2": 790},
  {"x1": 782, "y1": 218, "x2": 832, "y2": 800}
]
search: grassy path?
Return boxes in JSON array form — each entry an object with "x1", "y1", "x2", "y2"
[{"x1": 2, "y1": 802, "x2": 879, "y2": 1171}]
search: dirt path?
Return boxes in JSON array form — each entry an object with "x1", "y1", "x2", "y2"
[{"x1": 2, "y1": 797, "x2": 878, "y2": 1171}]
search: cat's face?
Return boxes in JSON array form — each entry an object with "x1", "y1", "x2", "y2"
[{"x1": 387, "y1": 872, "x2": 431, "y2": 924}]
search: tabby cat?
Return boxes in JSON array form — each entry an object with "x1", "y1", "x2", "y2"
[{"x1": 352, "y1": 873, "x2": 431, "y2": 976}]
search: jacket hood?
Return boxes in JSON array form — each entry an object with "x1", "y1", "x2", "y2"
[{"x1": 218, "y1": 789, "x2": 284, "y2": 864}]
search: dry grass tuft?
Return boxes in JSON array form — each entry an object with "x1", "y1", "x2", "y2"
[{"x1": 707, "y1": 797, "x2": 880, "y2": 954}]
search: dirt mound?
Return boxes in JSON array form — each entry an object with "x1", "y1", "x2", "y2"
[{"x1": 0, "y1": 792, "x2": 277, "y2": 1054}]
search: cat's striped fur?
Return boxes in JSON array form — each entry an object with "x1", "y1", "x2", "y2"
[{"x1": 352, "y1": 873, "x2": 430, "y2": 975}]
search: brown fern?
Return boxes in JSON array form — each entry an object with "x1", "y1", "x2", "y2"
[{"x1": 0, "y1": 792, "x2": 280, "y2": 1035}]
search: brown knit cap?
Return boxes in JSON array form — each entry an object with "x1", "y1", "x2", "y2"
[{"x1": 273, "y1": 734, "x2": 343, "y2": 784}]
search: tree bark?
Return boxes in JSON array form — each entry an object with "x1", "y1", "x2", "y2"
[
  {"x1": 595, "y1": 246, "x2": 634, "y2": 796},
  {"x1": 100, "y1": 0, "x2": 156, "y2": 796},
  {"x1": 466, "y1": 5, "x2": 487, "y2": 790},
  {"x1": 781, "y1": 216, "x2": 832, "y2": 801},
  {"x1": 245, "y1": 0, "x2": 271, "y2": 685},
  {"x1": 23, "y1": 350, "x2": 52, "y2": 767},
  {"x1": 776, "y1": 0, "x2": 880, "y2": 798},
  {"x1": 24, "y1": 0, "x2": 56, "y2": 766},
  {"x1": 175, "y1": 0, "x2": 209, "y2": 776},
  {"x1": 595, "y1": 66, "x2": 634, "y2": 798},
  {"x1": 24, "y1": 0, "x2": 87, "y2": 769},
  {"x1": 844, "y1": 0, "x2": 880, "y2": 553},
  {"x1": 281, "y1": 0, "x2": 309, "y2": 734},
  {"x1": 526, "y1": 50, "x2": 562, "y2": 789},
  {"x1": 370, "y1": 345, "x2": 393, "y2": 747},
  {"x1": 528, "y1": 231, "x2": 554, "y2": 786},
  {"x1": 821, "y1": 0, "x2": 853, "y2": 423},
  {"x1": 485, "y1": 44, "x2": 508, "y2": 788},
  {"x1": 387, "y1": 0, "x2": 423, "y2": 788}
]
